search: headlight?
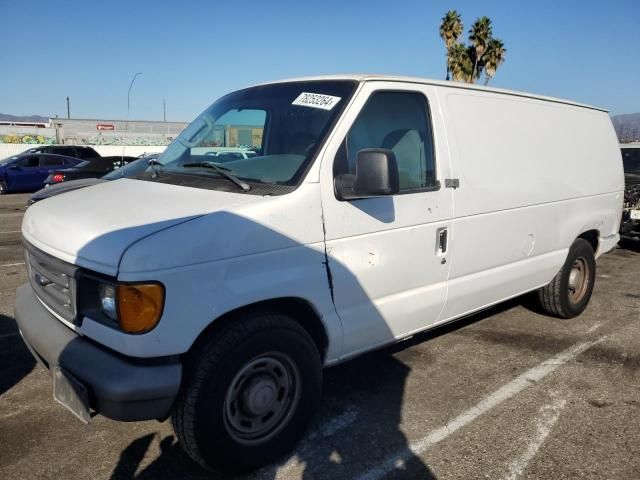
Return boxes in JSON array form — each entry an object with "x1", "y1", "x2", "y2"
[
  {"x1": 99, "y1": 284, "x2": 117, "y2": 320},
  {"x1": 97, "y1": 281, "x2": 164, "y2": 333}
]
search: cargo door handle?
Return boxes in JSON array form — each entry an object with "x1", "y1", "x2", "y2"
[{"x1": 437, "y1": 227, "x2": 448, "y2": 255}]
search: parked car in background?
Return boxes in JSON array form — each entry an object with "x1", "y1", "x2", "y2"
[
  {"x1": 0, "y1": 152, "x2": 83, "y2": 194},
  {"x1": 25, "y1": 145, "x2": 101, "y2": 161},
  {"x1": 28, "y1": 155, "x2": 157, "y2": 205},
  {"x1": 621, "y1": 145, "x2": 640, "y2": 243},
  {"x1": 43, "y1": 155, "x2": 137, "y2": 186}
]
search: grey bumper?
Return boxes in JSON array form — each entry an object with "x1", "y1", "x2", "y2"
[{"x1": 14, "y1": 283, "x2": 182, "y2": 421}]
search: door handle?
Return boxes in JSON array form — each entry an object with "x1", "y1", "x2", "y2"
[{"x1": 437, "y1": 227, "x2": 448, "y2": 255}]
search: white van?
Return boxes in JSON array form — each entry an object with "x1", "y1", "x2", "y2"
[{"x1": 15, "y1": 75, "x2": 623, "y2": 472}]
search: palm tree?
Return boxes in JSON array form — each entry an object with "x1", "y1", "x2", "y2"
[
  {"x1": 468, "y1": 16, "x2": 492, "y2": 82},
  {"x1": 439, "y1": 10, "x2": 463, "y2": 80},
  {"x1": 483, "y1": 39, "x2": 506, "y2": 85},
  {"x1": 448, "y1": 43, "x2": 473, "y2": 82}
]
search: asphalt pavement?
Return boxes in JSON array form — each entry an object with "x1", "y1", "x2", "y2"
[{"x1": 0, "y1": 192, "x2": 639, "y2": 480}]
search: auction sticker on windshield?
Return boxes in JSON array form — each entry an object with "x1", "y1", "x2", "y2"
[{"x1": 292, "y1": 92, "x2": 341, "y2": 110}]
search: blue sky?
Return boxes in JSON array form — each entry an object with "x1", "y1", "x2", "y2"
[{"x1": 1, "y1": 0, "x2": 638, "y2": 121}]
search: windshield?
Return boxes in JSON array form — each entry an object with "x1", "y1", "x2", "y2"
[
  {"x1": 103, "y1": 156, "x2": 153, "y2": 180},
  {"x1": 156, "y1": 80, "x2": 356, "y2": 188},
  {"x1": 622, "y1": 148, "x2": 640, "y2": 173}
]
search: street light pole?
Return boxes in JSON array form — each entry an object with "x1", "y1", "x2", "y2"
[
  {"x1": 122, "y1": 72, "x2": 142, "y2": 160},
  {"x1": 127, "y1": 72, "x2": 142, "y2": 117}
]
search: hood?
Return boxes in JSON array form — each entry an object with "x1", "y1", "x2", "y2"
[
  {"x1": 22, "y1": 178, "x2": 260, "y2": 276},
  {"x1": 30, "y1": 178, "x2": 107, "y2": 203}
]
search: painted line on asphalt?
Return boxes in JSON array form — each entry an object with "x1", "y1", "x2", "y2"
[
  {"x1": 501, "y1": 396, "x2": 567, "y2": 480},
  {"x1": 271, "y1": 405, "x2": 361, "y2": 479},
  {"x1": 0, "y1": 230, "x2": 21, "y2": 234},
  {"x1": 0, "y1": 262, "x2": 25, "y2": 268},
  {"x1": 355, "y1": 338, "x2": 603, "y2": 480},
  {"x1": 308, "y1": 405, "x2": 360, "y2": 441},
  {"x1": 586, "y1": 323, "x2": 602, "y2": 334}
]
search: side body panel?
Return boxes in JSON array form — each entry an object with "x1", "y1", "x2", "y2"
[{"x1": 436, "y1": 87, "x2": 624, "y2": 322}]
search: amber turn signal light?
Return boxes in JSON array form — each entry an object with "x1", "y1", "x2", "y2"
[{"x1": 117, "y1": 283, "x2": 164, "y2": 333}]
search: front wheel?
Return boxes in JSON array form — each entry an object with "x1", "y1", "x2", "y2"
[
  {"x1": 172, "y1": 313, "x2": 322, "y2": 473},
  {"x1": 0, "y1": 181, "x2": 7, "y2": 195},
  {"x1": 537, "y1": 238, "x2": 596, "y2": 318}
]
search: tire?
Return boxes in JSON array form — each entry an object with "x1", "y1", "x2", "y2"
[
  {"x1": 537, "y1": 238, "x2": 596, "y2": 318},
  {"x1": 0, "y1": 181, "x2": 6, "y2": 195},
  {"x1": 172, "y1": 312, "x2": 322, "y2": 473}
]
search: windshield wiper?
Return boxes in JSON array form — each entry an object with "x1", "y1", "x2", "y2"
[{"x1": 182, "y1": 162, "x2": 251, "y2": 191}]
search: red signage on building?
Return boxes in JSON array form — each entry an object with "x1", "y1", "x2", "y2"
[{"x1": 96, "y1": 124, "x2": 115, "y2": 131}]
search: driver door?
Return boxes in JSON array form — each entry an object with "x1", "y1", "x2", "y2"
[
  {"x1": 319, "y1": 82, "x2": 454, "y2": 357},
  {"x1": 9, "y1": 155, "x2": 41, "y2": 190}
]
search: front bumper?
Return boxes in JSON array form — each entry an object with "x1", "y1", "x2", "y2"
[{"x1": 14, "y1": 283, "x2": 182, "y2": 421}]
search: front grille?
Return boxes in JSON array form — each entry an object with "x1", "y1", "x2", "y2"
[{"x1": 24, "y1": 242, "x2": 80, "y2": 324}]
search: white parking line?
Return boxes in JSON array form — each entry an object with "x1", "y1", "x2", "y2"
[
  {"x1": 355, "y1": 338, "x2": 603, "y2": 480},
  {"x1": 308, "y1": 405, "x2": 359, "y2": 440},
  {"x1": 0, "y1": 262, "x2": 25, "y2": 268},
  {"x1": 271, "y1": 406, "x2": 360, "y2": 479},
  {"x1": 502, "y1": 396, "x2": 567, "y2": 480},
  {"x1": 0, "y1": 230, "x2": 21, "y2": 234},
  {"x1": 586, "y1": 323, "x2": 602, "y2": 334}
]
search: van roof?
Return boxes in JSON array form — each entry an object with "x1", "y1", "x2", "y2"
[{"x1": 256, "y1": 74, "x2": 607, "y2": 113}]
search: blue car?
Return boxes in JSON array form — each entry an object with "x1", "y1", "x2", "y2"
[{"x1": 0, "y1": 152, "x2": 82, "y2": 194}]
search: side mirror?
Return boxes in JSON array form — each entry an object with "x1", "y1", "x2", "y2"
[
  {"x1": 8, "y1": 164, "x2": 20, "y2": 170},
  {"x1": 335, "y1": 148, "x2": 399, "y2": 200}
]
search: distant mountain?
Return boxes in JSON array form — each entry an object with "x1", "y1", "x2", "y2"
[
  {"x1": 612, "y1": 113, "x2": 640, "y2": 143},
  {"x1": 0, "y1": 113, "x2": 49, "y2": 123}
]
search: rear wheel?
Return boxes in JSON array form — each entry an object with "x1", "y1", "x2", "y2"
[
  {"x1": 537, "y1": 238, "x2": 596, "y2": 318},
  {"x1": 172, "y1": 312, "x2": 322, "y2": 473}
]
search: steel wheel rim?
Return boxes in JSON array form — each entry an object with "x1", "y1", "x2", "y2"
[
  {"x1": 568, "y1": 256, "x2": 589, "y2": 303},
  {"x1": 223, "y1": 353, "x2": 301, "y2": 445}
]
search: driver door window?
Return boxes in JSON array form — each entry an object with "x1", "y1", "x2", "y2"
[{"x1": 337, "y1": 91, "x2": 436, "y2": 192}]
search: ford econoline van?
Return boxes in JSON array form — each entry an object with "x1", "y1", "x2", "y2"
[{"x1": 15, "y1": 75, "x2": 624, "y2": 472}]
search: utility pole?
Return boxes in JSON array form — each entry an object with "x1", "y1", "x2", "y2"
[
  {"x1": 163, "y1": 98, "x2": 166, "y2": 122},
  {"x1": 66, "y1": 96, "x2": 70, "y2": 119}
]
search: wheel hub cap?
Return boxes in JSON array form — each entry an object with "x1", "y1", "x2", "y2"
[
  {"x1": 223, "y1": 353, "x2": 301, "y2": 445},
  {"x1": 568, "y1": 256, "x2": 589, "y2": 303},
  {"x1": 242, "y1": 374, "x2": 277, "y2": 416}
]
